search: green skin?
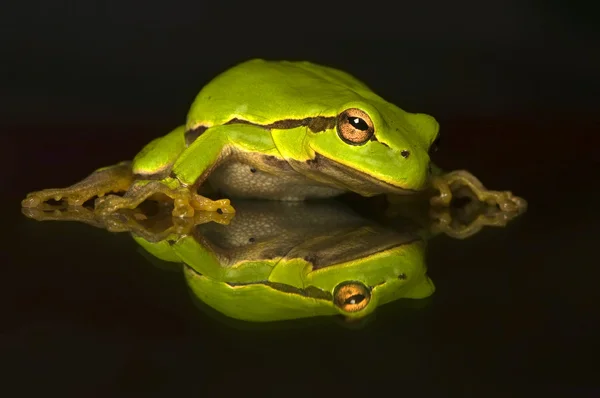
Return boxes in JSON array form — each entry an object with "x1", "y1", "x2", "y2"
[
  {"x1": 133, "y1": 201, "x2": 435, "y2": 322},
  {"x1": 22, "y1": 59, "x2": 443, "y2": 216}
]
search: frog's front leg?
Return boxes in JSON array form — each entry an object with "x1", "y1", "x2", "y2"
[
  {"x1": 93, "y1": 178, "x2": 234, "y2": 217},
  {"x1": 430, "y1": 169, "x2": 527, "y2": 213},
  {"x1": 22, "y1": 161, "x2": 134, "y2": 210},
  {"x1": 95, "y1": 124, "x2": 275, "y2": 217}
]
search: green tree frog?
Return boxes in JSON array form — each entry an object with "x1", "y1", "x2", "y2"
[{"x1": 21, "y1": 59, "x2": 526, "y2": 216}]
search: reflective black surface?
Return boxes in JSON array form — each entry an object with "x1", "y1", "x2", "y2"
[
  {"x1": 3, "y1": 3, "x2": 599, "y2": 395},
  {"x1": 5, "y1": 121, "x2": 598, "y2": 395}
]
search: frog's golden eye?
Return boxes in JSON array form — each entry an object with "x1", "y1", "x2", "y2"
[
  {"x1": 333, "y1": 281, "x2": 371, "y2": 312},
  {"x1": 337, "y1": 108, "x2": 374, "y2": 145}
]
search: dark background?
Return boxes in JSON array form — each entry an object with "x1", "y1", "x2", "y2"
[{"x1": 2, "y1": 1, "x2": 599, "y2": 396}]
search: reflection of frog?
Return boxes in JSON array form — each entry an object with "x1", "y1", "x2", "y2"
[
  {"x1": 21, "y1": 59, "x2": 526, "y2": 218},
  {"x1": 117, "y1": 200, "x2": 434, "y2": 322},
  {"x1": 162, "y1": 201, "x2": 434, "y2": 322},
  {"x1": 21, "y1": 192, "x2": 521, "y2": 323}
]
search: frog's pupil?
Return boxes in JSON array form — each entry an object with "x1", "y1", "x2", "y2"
[
  {"x1": 349, "y1": 117, "x2": 368, "y2": 131},
  {"x1": 345, "y1": 294, "x2": 365, "y2": 305}
]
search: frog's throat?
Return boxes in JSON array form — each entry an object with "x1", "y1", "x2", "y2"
[{"x1": 304, "y1": 152, "x2": 420, "y2": 195}]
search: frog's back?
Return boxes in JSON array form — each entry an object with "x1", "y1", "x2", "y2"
[{"x1": 186, "y1": 59, "x2": 379, "y2": 128}]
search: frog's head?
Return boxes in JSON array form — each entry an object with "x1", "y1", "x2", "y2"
[{"x1": 307, "y1": 100, "x2": 440, "y2": 196}]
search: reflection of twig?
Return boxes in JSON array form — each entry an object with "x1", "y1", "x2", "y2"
[
  {"x1": 22, "y1": 202, "x2": 234, "y2": 242},
  {"x1": 22, "y1": 206, "x2": 107, "y2": 229},
  {"x1": 430, "y1": 206, "x2": 523, "y2": 239},
  {"x1": 386, "y1": 170, "x2": 527, "y2": 240},
  {"x1": 428, "y1": 186, "x2": 525, "y2": 239}
]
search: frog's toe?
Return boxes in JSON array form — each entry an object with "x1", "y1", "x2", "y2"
[
  {"x1": 490, "y1": 192, "x2": 527, "y2": 213},
  {"x1": 216, "y1": 199, "x2": 235, "y2": 214},
  {"x1": 94, "y1": 196, "x2": 124, "y2": 215},
  {"x1": 22, "y1": 206, "x2": 42, "y2": 219},
  {"x1": 504, "y1": 197, "x2": 527, "y2": 213},
  {"x1": 66, "y1": 196, "x2": 87, "y2": 206},
  {"x1": 189, "y1": 194, "x2": 236, "y2": 214},
  {"x1": 498, "y1": 200, "x2": 517, "y2": 212},
  {"x1": 172, "y1": 200, "x2": 195, "y2": 218},
  {"x1": 430, "y1": 195, "x2": 447, "y2": 207},
  {"x1": 21, "y1": 195, "x2": 42, "y2": 208},
  {"x1": 513, "y1": 196, "x2": 528, "y2": 211},
  {"x1": 93, "y1": 196, "x2": 108, "y2": 208}
]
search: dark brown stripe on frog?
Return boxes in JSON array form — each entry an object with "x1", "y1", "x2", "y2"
[
  {"x1": 370, "y1": 135, "x2": 390, "y2": 148},
  {"x1": 185, "y1": 125, "x2": 208, "y2": 146},
  {"x1": 184, "y1": 117, "x2": 336, "y2": 146},
  {"x1": 185, "y1": 263, "x2": 331, "y2": 300},
  {"x1": 261, "y1": 154, "x2": 295, "y2": 171},
  {"x1": 133, "y1": 168, "x2": 172, "y2": 180},
  {"x1": 225, "y1": 116, "x2": 336, "y2": 133},
  {"x1": 226, "y1": 279, "x2": 332, "y2": 301},
  {"x1": 189, "y1": 270, "x2": 407, "y2": 300}
]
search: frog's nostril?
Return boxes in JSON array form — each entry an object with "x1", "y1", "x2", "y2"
[{"x1": 400, "y1": 150, "x2": 410, "y2": 158}]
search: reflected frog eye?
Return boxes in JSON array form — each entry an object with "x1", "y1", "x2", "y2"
[
  {"x1": 336, "y1": 108, "x2": 374, "y2": 145},
  {"x1": 333, "y1": 281, "x2": 371, "y2": 312}
]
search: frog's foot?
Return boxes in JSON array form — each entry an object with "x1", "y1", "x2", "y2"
[
  {"x1": 430, "y1": 208, "x2": 519, "y2": 239},
  {"x1": 21, "y1": 161, "x2": 133, "y2": 210},
  {"x1": 189, "y1": 193, "x2": 235, "y2": 215},
  {"x1": 94, "y1": 181, "x2": 235, "y2": 218},
  {"x1": 104, "y1": 207, "x2": 233, "y2": 241},
  {"x1": 429, "y1": 192, "x2": 525, "y2": 239},
  {"x1": 21, "y1": 203, "x2": 154, "y2": 233},
  {"x1": 190, "y1": 210, "x2": 235, "y2": 226},
  {"x1": 430, "y1": 170, "x2": 527, "y2": 213},
  {"x1": 120, "y1": 211, "x2": 234, "y2": 242}
]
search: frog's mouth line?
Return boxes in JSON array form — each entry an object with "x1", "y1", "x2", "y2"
[{"x1": 306, "y1": 152, "x2": 421, "y2": 195}]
